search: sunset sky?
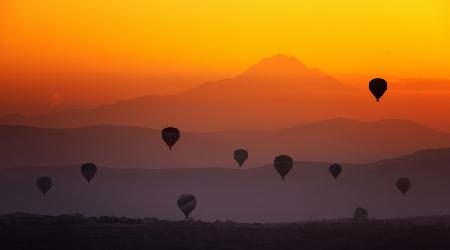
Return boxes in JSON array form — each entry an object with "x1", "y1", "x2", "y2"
[{"x1": 1, "y1": 0, "x2": 450, "y2": 114}]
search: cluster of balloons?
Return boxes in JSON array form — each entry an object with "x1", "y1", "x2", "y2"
[
  {"x1": 35, "y1": 78, "x2": 406, "y2": 219},
  {"x1": 36, "y1": 162, "x2": 98, "y2": 195}
]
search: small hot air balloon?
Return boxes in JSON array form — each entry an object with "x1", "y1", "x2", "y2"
[
  {"x1": 396, "y1": 178, "x2": 411, "y2": 196},
  {"x1": 274, "y1": 155, "x2": 293, "y2": 180},
  {"x1": 329, "y1": 164, "x2": 342, "y2": 180},
  {"x1": 36, "y1": 176, "x2": 52, "y2": 196},
  {"x1": 81, "y1": 162, "x2": 97, "y2": 183},
  {"x1": 177, "y1": 194, "x2": 197, "y2": 219},
  {"x1": 369, "y1": 78, "x2": 387, "y2": 102},
  {"x1": 162, "y1": 127, "x2": 180, "y2": 150},
  {"x1": 234, "y1": 149, "x2": 248, "y2": 167}
]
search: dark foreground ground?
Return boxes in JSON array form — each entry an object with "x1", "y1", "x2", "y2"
[{"x1": 1, "y1": 214, "x2": 450, "y2": 250}]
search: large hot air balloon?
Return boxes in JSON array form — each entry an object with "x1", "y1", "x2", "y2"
[
  {"x1": 369, "y1": 78, "x2": 387, "y2": 101},
  {"x1": 329, "y1": 164, "x2": 342, "y2": 180},
  {"x1": 274, "y1": 155, "x2": 293, "y2": 180},
  {"x1": 177, "y1": 194, "x2": 197, "y2": 219},
  {"x1": 162, "y1": 127, "x2": 180, "y2": 150},
  {"x1": 234, "y1": 149, "x2": 248, "y2": 167},
  {"x1": 396, "y1": 178, "x2": 411, "y2": 196},
  {"x1": 36, "y1": 176, "x2": 52, "y2": 196},
  {"x1": 81, "y1": 162, "x2": 97, "y2": 183}
]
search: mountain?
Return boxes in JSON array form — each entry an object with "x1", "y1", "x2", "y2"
[
  {"x1": 1, "y1": 55, "x2": 450, "y2": 132},
  {"x1": 1, "y1": 118, "x2": 450, "y2": 169},
  {"x1": 2, "y1": 148, "x2": 450, "y2": 222},
  {"x1": 0, "y1": 55, "x2": 360, "y2": 131},
  {"x1": 182, "y1": 55, "x2": 350, "y2": 97}
]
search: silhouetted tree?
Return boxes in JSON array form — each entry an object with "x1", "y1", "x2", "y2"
[{"x1": 353, "y1": 207, "x2": 368, "y2": 221}]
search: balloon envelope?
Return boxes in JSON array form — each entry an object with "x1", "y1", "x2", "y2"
[
  {"x1": 369, "y1": 78, "x2": 387, "y2": 101},
  {"x1": 396, "y1": 178, "x2": 411, "y2": 196},
  {"x1": 234, "y1": 149, "x2": 248, "y2": 167},
  {"x1": 162, "y1": 127, "x2": 181, "y2": 150},
  {"x1": 274, "y1": 155, "x2": 293, "y2": 180},
  {"x1": 36, "y1": 176, "x2": 52, "y2": 196},
  {"x1": 177, "y1": 194, "x2": 197, "y2": 219},
  {"x1": 329, "y1": 164, "x2": 342, "y2": 180},
  {"x1": 81, "y1": 162, "x2": 97, "y2": 183}
]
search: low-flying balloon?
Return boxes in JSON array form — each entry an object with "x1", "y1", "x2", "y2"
[
  {"x1": 274, "y1": 155, "x2": 293, "y2": 180},
  {"x1": 162, "y1": 127, "x2": 180, "y2": 150},
  {"x1": 36, "y1": 176, "x2": 52, "y2": 196},
  {"x1": 396, "y1": 178, "x2": 411, "y2": 196},
  {"x1": 369, "y1": 78, "x2": 387, "y2": 102},
  {"x1": 234, "y1": 149, "x2": 248, "y2": 167},
  {"x1": 177, "y1": 194, "x2": 197, "y2": 219},
  {"x1": 81, "y1": 162, "x2": 97, "y2": 183},
  {"x1": 329, "y1": 164, "x2": 342, "y2": 180}
]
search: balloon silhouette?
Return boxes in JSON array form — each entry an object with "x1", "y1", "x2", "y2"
[
  {"x1": 162, "y1": 127, "x2": 180, "y2": 150},
  {"x1": 396, "y1": 178, "x2": 411, "y2": 196},
  {"x1": 81, "y1": 162, "x2": 97, "y2": 183},
  {"x1": 329, "y1": 164, "x2": 342, "y2": 180},
  {"x1": 177, "y1": 194, "x2": 197, "y2": 219},
  {"x1": 234, "y1": 149, "x2": 248, "y2": 167},
  {"x1": 274, "y1": 155, "x2": 293, "y2": 180},
  {"x1": 36, "y1": 176, "x2": 52, "y2": 196},
  {"x1": 369, "y1": 78, "x2": 387, "y2": 101}
]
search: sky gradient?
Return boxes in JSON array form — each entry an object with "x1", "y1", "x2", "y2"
[{"x1": 1, "y1": 0, "x2": 450, "y2": 115}]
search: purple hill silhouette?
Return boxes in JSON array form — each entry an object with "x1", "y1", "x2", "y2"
[
  {"x1": 1, "y1": 147, "x2": 450, "y2": 222},
  {"x1": 1, "y1": 118, "x2": 450, "y2": 169}
]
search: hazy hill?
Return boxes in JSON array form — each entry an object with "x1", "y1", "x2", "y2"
[
  {"x1": 1, "y1": 118, "x2": 450, "y2": 169},
  {"x1": 1, "y1": 55, "x2": 450, "y2": 131},
  {"x1": 1, "y1": 148, "x2": 450, "y2": 222}
]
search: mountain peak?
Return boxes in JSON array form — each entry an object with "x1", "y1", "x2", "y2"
[{"x1": 243, "y1": 54, "x2": 310, "y2": 77}]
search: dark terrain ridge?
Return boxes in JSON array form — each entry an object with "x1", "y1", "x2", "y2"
[
  {"x1": 1, "y1": 148, "x2": 450, "y2": 222},
  {"x1": 1, "y1": 213, "x2": 450, "y2": 250},
  {"x1": 2, "y1": 118, "x2": 450, "y2": 169}
]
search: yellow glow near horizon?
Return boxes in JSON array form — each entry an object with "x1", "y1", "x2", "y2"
[{"x1": 1, "y1": 0, "x2": 449, "y2": 78}]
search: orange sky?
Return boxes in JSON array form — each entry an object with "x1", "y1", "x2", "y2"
[{"x1": 1, "y1": 0, "x2": 450, "y2": 114}]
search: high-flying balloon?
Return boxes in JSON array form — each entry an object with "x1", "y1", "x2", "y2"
[
  {"x1": 36, "y1": 176, "x2": 52, "y2": 196},
  {"x1": 177, "y1": 194, "x2": 197, "y2": 219},
  {"x1": 81, "y1": 162, "x2": 97, "y2": 183},
  {"x1": 369, "y1": 78, "x2": 387, "y2": 102},
  {"x1": 234, "y1": 149, "x2": 248, "y2": 167},
  {"x1": 396, "y1": 178, "x2": 411, "y2": 196},
  {"x1": 274, "y1": 155, "x2": 293, "y2": 180},
  {"x1": 162, "y1": 127, "x2": 181, "y2": 150},
  {"x1": 329, "y1": 164, "x2": 342, "y2": 180}
]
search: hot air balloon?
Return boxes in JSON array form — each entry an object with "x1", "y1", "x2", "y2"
[
  {"x1": 177, "y1": 194, "x2": 197, "y2": 219},
  {"x1": 274, "y1": 155, "x2": 293, "y2": 180},
  {"x1": 329, "y1": 164, "x2": 342, "y2": 180},
  {"x1": 369, "y1": 78, "x2": 387, "y2": 101},
  {"x1": 234, "y1": 149, "x2": 248, "y2": 167},
  {"x1": 396, "y1": 178, "x2": 411, "y2": 196},
  {"x1": 81, "y1": 162, "x2": 97, "y2": 183},
  {"x1": 36, "y1": 176, "x2": 52, "y2": 196},
  {"x1": 162, "y1": 127, "x2": 180, "y2": 150}
]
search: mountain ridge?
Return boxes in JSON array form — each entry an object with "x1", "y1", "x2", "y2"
[
  {"x1": 1, "y1": 55, "x2": 450, "y2": 132},
  {"x1": 2, "y1": 118, "x2": 450, "y2": 169}
]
